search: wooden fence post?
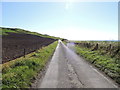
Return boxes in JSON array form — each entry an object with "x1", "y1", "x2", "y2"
[{"x1": 24, "y1": 48, "x2": 25, "y2": 58}]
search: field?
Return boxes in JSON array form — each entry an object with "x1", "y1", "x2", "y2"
[
  {"x1": 1, "y1": 27, "x2": 59, "y2": 88},
  {"x1": 74, "y1": 41, "x2": 120, "y2": 85},
  {"x1": 1, "y1": 27, "x2": 62, "y2": 63},
  {"x1": 1, "y1": 41, "x2": 58, "y2": 88}
]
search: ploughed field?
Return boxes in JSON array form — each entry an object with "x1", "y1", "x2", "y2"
[{"x1": 2, "y1": 28, "x2": 56, "y2": 63}]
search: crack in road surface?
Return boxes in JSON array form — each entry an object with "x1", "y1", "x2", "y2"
[
  {"x1": 37, "y1": 40, "x2": 118, "y2": 88},
  {"x1": 67, "y1": 59, "x2": 84, "y2": 88}
]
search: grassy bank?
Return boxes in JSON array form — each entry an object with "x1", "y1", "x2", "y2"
[
  {"x1": 75, "y1": 45, "x2": 120, "y2": 85},
  {"x1": 1, "y1": 41, "x2": 58, "y2": 88},
  {"x1": 74, "y1": 41, "x2": 120, "y2": 62},
  {"x1": 0, "y1": 27, "x2": 63, "y2": 40}
]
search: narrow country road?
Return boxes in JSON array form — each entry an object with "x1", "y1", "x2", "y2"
[{"x1": 37, "y1": 40, "x2": 118, "y2": 88}]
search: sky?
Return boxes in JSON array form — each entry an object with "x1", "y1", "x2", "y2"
[{"x1": 1, "y1": 1, "x2": 118, "y2": 40}]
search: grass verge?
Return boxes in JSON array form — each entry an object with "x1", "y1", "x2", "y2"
[
  {"x1": 75, "y1": 45, "x2": 120, "y2": 85},
  {"x1": 1, "y1": 41, "x2": 58, "y2": 88}
]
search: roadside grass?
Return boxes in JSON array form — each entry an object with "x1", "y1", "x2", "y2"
[
  {"x1": 1, "y1": 41, "x2": 58, "y2": 88},
  {"x1": 74, "y1": 41, "x2": 120, "y2": 62},
  {"x1": 75, "y1": 45, "x2": 120, "y2": 85},
  {"x1": 63, "y1": 41, "x2": 67, "y2": 45}
]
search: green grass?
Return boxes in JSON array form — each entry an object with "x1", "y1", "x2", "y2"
[
  {"x1": 75, "y1": 45, "x2": 120, "y2": 85},
  {"x1": 62, "y1": 41, "x2": 67, "y2": 45},
  {"x1": 74, "y1": 41, "x2": 120, "y2": 62},
  {"x1": 0, "y1": 28, "x2": 16, "y2": 35},
  {"x1": 0, "y1": 27, "x2": 63, "y2": 40},
  {"x1": 1, "y1": 41, "x2": 58, "y2": 88}
]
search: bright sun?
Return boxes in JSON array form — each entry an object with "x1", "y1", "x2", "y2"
[{"x1": 65, "y1": 0, "x2": 73, "y2": 10}]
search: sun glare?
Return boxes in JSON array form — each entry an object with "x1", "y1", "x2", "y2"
[{"x1": 65, "y1": 0, "x2": 73, "y2": 10}]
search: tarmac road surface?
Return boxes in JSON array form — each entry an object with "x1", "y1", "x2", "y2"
[{"x1": 38, "y1": 40, "x2": 118, "y2": 88}]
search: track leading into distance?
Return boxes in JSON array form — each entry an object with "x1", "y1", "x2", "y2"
[{"x1": 38, "y1": 40, "x2": 118, "y2": 88}]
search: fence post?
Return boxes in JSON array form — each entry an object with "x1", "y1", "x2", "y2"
[
  {"x1": 92, "y1": 43, "x2": 98, "y2": 51},
  {"x1": 24, "y1": 48, "x2": 25, "y2": 58}
]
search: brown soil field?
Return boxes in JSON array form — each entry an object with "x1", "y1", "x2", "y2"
[{"x1": 2, "y1": 33, "x2": 56, "y2": 63}]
